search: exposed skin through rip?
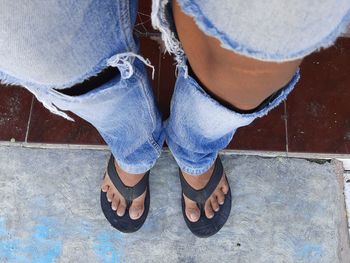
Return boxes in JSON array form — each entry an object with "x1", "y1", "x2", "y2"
[{"x1": 173, "y1": 0, "x2": 303, "y2": 111}]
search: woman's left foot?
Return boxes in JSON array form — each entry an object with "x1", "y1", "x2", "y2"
[{"x1": 181, "y1": 163, "x2": 229, "y2": 222}]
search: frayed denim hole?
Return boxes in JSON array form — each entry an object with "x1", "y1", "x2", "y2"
[
  {"x1": 186, "y1": 61, "x2": 282, "y2": 114},
  {"x1": 180, "y1": 66, "x2": 300, "y2": 119},
  {"x1": 246, "y1": 69, "x2": 301, "y2": 118},
  {"x1": 56, "y1": 66, "x2": 121, "y2": 96},
  {"x1": 177, "y1": 1, "x2": 350, "y2": 62},
  {"x1": 49, "y1": 66, "x2": 126, "y2": 102}
]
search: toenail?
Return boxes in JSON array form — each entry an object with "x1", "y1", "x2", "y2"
[
  {"x1": 190, "y1": 213, "x2": 197, "y2": 221},
  {"x1": 112, "y1": 206, "x2": 116, "y2": 211},
  {"x1": 214, "y1": 207, "x2": 220, "y2": 212}
]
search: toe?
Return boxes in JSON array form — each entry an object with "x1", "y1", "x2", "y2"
[
  {"x1": 111, "y1": 196, "x2": 120, "y2": 211},
  {"x1": 101, "y1": 185, "x2": 109, "y2": 192},
  {"x1": 184, "y1": 195, "x2": 200, "y2": 222},
  {"x1": 101, "y1": 176, "x2": 110, "y2": 192},
  {"x1": 116, "y1": 198, "x2": 126, "y2": 217},
  {"x1": 221, "y1": 176, "x2": 229, "y2": 195},
  {"x1": 106, "y1": 189, "x2": 114, "y2": 202},
  {"x1": 205, "y1": 199, "x2": 214, "y2": 219},
  {"x1": 216, "y1": 190, "x2": 225, "y2": 205},
  {"x1": 129, "y1": 192, "x2": 146, "y2": 220},
  {"x1": 129, "y1": 204, "x2": 144, "y2": 220},
  {"x1": 211, "y1": 196, "x2": 220, "y2": 212}
]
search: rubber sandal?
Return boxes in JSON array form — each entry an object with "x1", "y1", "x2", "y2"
[
  {"x1": 100, "y1": 155, "x2": 150, "y2": 233},
  {"x1": 179, "y1": 156, "x2": 232, "y2": 237}
]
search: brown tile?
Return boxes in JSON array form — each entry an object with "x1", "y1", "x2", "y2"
[
  {"x1": 135, "y1": 0, "x2": 158, "y2": 36},
  {"x1": 287, "y1": 37, "x2": 350, "y2": 153},
  {"x1": 158, "y1": 52, "x2": 176, "y2": 120},
  {"x1": 228, "y1": 103, "x2": 287, "y2": 151},
  {"x1": 139, "y1": 37, "x2": 161, "y2": 98},
  {"x1": 27, "y1": 98, "x2": 105, "y2": 145},
  {"x1": 0, "y1": 85, "x2": 33, "y2": 142}
]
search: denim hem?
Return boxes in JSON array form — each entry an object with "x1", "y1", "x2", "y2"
[
  {"x1": 114, "y1": 156, "x2": 158, "y2": 174},
  {"x1": 111, "y1": 134, "x2": 164, "y2": 175},
  {"x1": 148, "y1": 135, "x2": 163, "y2": 155},
  {"x1": 176, "y1": 0, "x2": 350, "y2": 62},
  {"x1": 174, "y1": 154, "x2": 217, "y2": 176}
]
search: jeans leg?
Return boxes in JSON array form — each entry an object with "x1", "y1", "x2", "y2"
[
  {"x1": 165, "y1": 66, "x2": 300, "y2": 175},
  {"x1": 49, "y1": 59, "x2": 165, "y2": 174},
  {"x1": 0, "y1": 0, "x2": 165, "y2": 173}
]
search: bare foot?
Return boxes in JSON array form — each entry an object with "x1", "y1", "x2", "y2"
[
  {"x1": 182, "y1": 163, "x2": 229, "y2": 222},
  {"x1": 101, "y1": 160, "x2": 146, "y2": 220}
]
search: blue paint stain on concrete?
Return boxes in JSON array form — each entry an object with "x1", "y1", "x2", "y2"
[
  {"x1": 295, "y1": 242, "x2": 323, "y2": 262},
  {"x1": 1, "y1": 214, "x2": 126, "y2": 262},
  {"x1": 29, "y1": 217, "x2": 63, "y2": 263},
  {"x1": 0, "y1": 217, "x2": 62, "y2": 262},
  {"x1": 0, "y1": 217, "x2": 27, "y2": 262},
  {"x1": 94, "y1": 230, "x2": 123, "y2": 263}
]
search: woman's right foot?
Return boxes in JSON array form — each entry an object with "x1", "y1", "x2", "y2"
[{"x1": 101, "y1": 160, "x2": 147, "y2": 220}]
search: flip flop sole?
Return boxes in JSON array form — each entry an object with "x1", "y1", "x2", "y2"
[
  {"x1": 181, "y1": 185, "x2": 232, "y2": 238},
  {"x1": 100, "y1": 182, "x2": 150, "y2": 233}
]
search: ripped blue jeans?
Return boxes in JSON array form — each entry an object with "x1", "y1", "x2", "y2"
[
  {"x1": 0, "y1": 0, "x2": 349, "y2": 175},
  {"x1": 0, "y1": 0, "x2": 164, "y2": 174}
]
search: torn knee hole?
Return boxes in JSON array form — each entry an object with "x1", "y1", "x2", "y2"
[
  {"x1": 56, "y1": 52, "x2": 155, "y2": 96},
  {"x1": 187, "y1": 61, "x2": 283, "y2": 114},
  {"x1": 57, "y1": 66, "x2": 120, "y2": 96}
]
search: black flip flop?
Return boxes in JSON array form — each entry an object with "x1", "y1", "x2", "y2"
[
  {"x1": 100, "y1": 155, "x2": 150, "y2": 233},
  {"x1": 179, "y1": 156, "x2": 232, "y2": 237}
]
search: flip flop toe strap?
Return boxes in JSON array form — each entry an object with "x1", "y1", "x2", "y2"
[
  {"x1": 179, "y1": 157, "x2": 224, "y2": 207},
  {"x1": 107, "y1": 155, "x2": 149, "y2": 204}
]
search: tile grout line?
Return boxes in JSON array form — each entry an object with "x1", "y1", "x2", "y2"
[
  {"x1": 24, "y1": 96, "x2": 34, "y2": 143},
  {"x1": 283, "y1": 100, "x2": 289, "y2": 156}
]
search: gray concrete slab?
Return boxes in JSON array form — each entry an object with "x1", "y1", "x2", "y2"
[{"x1": 0, "y1": 146, "x2": 349, "y2": 263}]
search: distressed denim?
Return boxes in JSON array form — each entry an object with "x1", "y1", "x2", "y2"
[
  {"x1": 165, "y1": 66, "x2": 300, "y2": 175},
  {"x1": 0, "y1": 0, "x2": 165, "y2": 174},
  {"x1": 153, "y1": 0, "x2": 350, "y2": 62},
  {"x1": 152, "y1": 0, "x2": 350, "y2": 175},
  {"x1": 0, "y1": 1, "x2": 349, "y2": 176}
]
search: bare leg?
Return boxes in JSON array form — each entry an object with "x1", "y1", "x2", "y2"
[{"x1": 173, "y1": 0, "x2": 303, "y2": 221}]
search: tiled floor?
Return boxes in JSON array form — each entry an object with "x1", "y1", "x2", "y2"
[{"x1": 0, "y1": 4, "x2": 350, "y2": 154}]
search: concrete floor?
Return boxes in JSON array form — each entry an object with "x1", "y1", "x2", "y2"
[{"x1": 0, "y1": 146, "x2": 349, "y2": 263}]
